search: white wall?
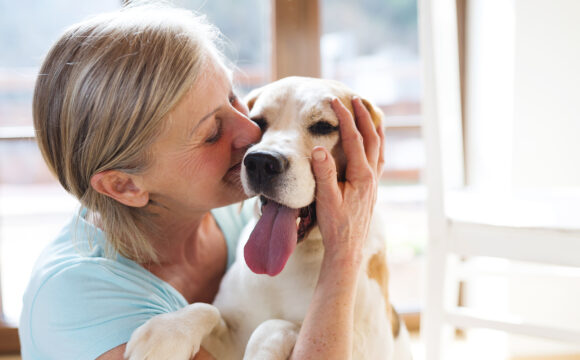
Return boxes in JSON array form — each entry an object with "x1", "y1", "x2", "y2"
[
  {"x1": 513, "y1": 0, "x2": 580, "y2": 188},
  {"x1": 465, "y1": 0, "x2": 580, "y2": 190},
  {"x1": 463, "y1": 0, "x2": 580, "y2": 356},
  {"x1": 464, "y1": 0, "x2": 515, "y2": 190},
  {"x1": 510, "y1": 3, "x2": 580, "y2": 355}
]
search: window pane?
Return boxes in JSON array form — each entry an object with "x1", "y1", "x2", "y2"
[
  {"x1": 321, "y1": 0, "x2": 420, "y2": 111},
  {"x1": 321, "y1": 0, "x2": 423, "y2": 181},
  {"x1": 172, "y1": 0, "x2": 272, "y2": 94},
  {"x1": 321, "y1": 0, "x2": 423, "y2": 179},
  {"x1": 0, "y1": 0, "x2": 122, "y2": 128},
  {"x1": 0, "y1": 0, "x2": 122, "y2": 324}
]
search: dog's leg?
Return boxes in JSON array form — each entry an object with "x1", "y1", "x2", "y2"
[
  {"x1": 201, "y1": 315, "x2": 241, "y2": 360},
  {"x1": 124, "y1": 303, "x2": 221, "y2": 360},
  {"x1": 243, "y1": 319, "x2": 299, "y2": 360}
]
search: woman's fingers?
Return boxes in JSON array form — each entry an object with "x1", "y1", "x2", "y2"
[
  {"x1": 311, "y1": 146, "x2": 342, "y2": 208},
  {"x1": 376, "y1": 120, "x2": 386, "y2": 177},
  {"x1": 351, "y1": 97, "x2": 381, "y2": 169},
  {"x1": 330, "y1": 97, "x2": 382, "y2": 181},
  {"x1": 315, "y1": 97, "x2": 382, "y2": 263},
  {"x1": 330, "y1": 98, "x2": 369, "y2": 181}
]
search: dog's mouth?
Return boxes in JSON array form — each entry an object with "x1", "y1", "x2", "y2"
[
  {"x1": 243, "y1": 196, "x2": 317, "y2": 277},
  {"x1": 296, "y1": 200, "x2": 317, "y2": 241},
  {"x1": 259, "y1": 196, "x2": 316, "y2": 242}
]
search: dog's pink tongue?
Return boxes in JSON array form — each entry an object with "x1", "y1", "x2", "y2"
[{"x1": 244, "y1": 201, "x2": 299, "y2": 276}]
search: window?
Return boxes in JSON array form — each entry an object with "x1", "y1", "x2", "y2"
[
  {"x1": 173, "y1": 0, "x2": 271, "y2": 94},
  {"x1": 321, "y1": 0, "x2": 423, "y2": 182},
  {"x1": 0, "y1": 1, "x2": 123, "y2": 330}
]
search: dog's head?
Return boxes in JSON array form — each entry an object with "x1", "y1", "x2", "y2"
[{"x1": 241, "y1": 76, "x2": 383, "y2": 276}]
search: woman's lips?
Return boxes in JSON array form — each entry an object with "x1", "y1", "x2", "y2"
[
  {"x1": 224, "y1": 162, "x2": 242, "y2": 184},
  {"x1": 229, "y1": 162, "x2": 241, "y2": 172}
]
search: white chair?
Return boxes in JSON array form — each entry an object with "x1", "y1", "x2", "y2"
[{"x1": 419, "y1": 0, "x2": 580, "y2": 358}]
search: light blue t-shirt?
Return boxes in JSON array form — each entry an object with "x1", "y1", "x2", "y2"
[{"x1": 19, "y1": 201, "x2": 256, "y2": 360}]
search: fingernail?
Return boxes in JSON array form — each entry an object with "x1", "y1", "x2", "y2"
[{"x1": 313, "y1": 148, "x2": 326, "y2": 162}]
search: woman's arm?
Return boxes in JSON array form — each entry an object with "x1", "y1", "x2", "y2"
[{"x1": 290, "y1": 97, "x2": 385, "y2": 359}]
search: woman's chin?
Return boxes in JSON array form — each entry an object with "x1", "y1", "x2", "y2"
[{"x1": 219, "y1": 181, "x2": 248, "y2": 205}]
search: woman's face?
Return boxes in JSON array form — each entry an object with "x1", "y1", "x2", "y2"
[{"x1": 141, "y1": 61, "x2": 261, "y2": 216}]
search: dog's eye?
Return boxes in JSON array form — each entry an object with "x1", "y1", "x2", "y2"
[
  {"x1": 308, "y1": 121, "x2": 339, "y2": 136},
  {"x1": 251, "y1": 117, "x2": 268, "y2": 132}
]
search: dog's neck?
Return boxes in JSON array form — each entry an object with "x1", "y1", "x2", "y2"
[{"x1": 293, "y1": 225, "x2": 325, "y2": 265}]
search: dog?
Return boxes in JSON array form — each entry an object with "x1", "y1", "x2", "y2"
[{"x1": 125, "y1": 77, "x2": 413, "y2": 360}]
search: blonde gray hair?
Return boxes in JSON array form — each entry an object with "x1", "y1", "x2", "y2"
[{"x1": 33, "y1": 4, "x2": 227, "y2": 263}]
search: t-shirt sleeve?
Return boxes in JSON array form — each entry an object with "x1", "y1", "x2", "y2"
[
  {"x1": 26, "y1": 260, "x2": 186, "y2": 359},
  {"x1": 239, "y1": 197, "x2": 258, "y2": 227}
]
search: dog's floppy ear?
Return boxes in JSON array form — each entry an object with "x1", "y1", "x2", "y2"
[
  {"x1": 337, "y1": 93, "x2": 384, "y2": 129},
  {"x1": 244, "y1": 86, "x2": 264, "y2": 111},
  {"x1": 361, "y1": 98, "x2": 384, "y2": 128}
]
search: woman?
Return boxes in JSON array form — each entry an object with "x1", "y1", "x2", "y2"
[{"x1": 19, "y1": 4, "x2": 384, "y2": 359}]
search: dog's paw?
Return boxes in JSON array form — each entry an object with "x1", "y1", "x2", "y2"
[
  {"x1": 243, "y1": 319, "x2": 299, "y2": 360},
  {"x1": 124, "y1": 303, "x2": 220, "y2": 360}
]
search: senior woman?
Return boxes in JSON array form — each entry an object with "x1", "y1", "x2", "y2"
[{"x1": 19, "y1": 4, "x2": 384, "y2": 360}]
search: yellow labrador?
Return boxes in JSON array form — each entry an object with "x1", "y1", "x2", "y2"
[{"x1": 126, "y1": 77, "x2": 412, "y2": 360}]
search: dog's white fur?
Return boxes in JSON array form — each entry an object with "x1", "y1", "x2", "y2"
[{"x1": 125, "y1": 77, "x2": 413, "y2": 360}]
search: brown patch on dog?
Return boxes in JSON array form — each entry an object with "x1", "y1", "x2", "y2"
[
  {"x1": 367, "y1": 251, "x2": 400, "y2": 337},
  {"x1": 337, "y1": 94, "x2": 384, "y2": 128},
  {"x1": 390, "y1": 305, "x2": 401, "y2": 338},
  {"x1": 245, "y1": 87, "x2": 263, "y2": 111},
  {"x1": 361, "y1": 98, "x2": 384, "y2": 128}
]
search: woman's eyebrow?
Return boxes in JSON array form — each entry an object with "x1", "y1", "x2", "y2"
[{"x1": 189, "y1": 105, "x2": 222, "y2": 138}]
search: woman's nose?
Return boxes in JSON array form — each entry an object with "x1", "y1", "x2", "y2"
[{"x1": 232, "y1": 111, "x2": 261, "y2": 150}]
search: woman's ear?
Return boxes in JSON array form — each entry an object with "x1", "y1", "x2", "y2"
[{"x1": 90, "y1": 170, "x2": 149, "y2": 207}]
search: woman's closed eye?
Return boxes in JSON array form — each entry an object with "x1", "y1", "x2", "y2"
[
  {"x1": 205, "y1": 118, "x2": 223, "y2": 144},
  {"x1": 204, "y1": 92, "x2": 240, "y2": 144},
  {"x1": 229, "y1": 93, "x2": 239, "y2": 106}
]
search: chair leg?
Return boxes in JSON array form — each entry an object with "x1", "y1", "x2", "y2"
[{"x1": 422, "y1": 243, "x2": 460, "y2": 360}]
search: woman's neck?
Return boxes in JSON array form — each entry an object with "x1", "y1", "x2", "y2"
[{"x1": 143, "y1": 212, "x2": 228, "y2": 303}]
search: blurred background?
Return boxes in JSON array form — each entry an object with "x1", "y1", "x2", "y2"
[
  {"x1": 0, "y1": 0, "x2": 426, "y2": 356},
  {"x1": 2, "y1": 0, "x2": 579, "y2": 359}
]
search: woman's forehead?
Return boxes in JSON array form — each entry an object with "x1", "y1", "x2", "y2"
[{"x1": 164, "y1": 63, "x2": 230, "y2": 131}]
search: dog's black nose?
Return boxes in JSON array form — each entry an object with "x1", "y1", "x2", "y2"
[{"x1": 244, "y1": 151, "x2": 289, "y2": 186}]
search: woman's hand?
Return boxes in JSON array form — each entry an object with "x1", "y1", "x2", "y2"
[
  {"x1": 290, "y1": 97, "x2": 385, "y2": 359},
  {"x1": 311, "y1": 97, "x2": 385, "y2": 267}
]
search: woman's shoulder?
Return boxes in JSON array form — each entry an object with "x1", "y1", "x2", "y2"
[
  {"x1": 19, "y1": 212, "x2": 188, "y2": 359},
  {"x1": 26, "y1": 212, "x2": 125, "y2": 289},
  {"x1": 21, "y1": 212, "x2": 187, "y2": 325},
  {"x1": 19, "y1": 254, "x2": 185, "y2": 360}
]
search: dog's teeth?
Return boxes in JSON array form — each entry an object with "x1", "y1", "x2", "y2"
[{"x1": 296, "y1": 218, "x2": 301, "y2": 227}]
